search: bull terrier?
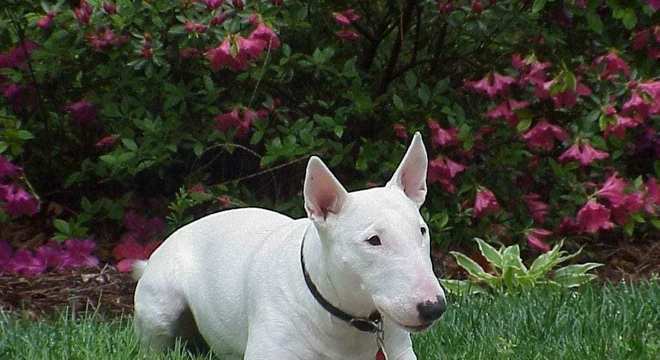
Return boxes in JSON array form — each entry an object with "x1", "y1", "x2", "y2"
[{"x1": 132, "y1": 132, "x2": 446, "y2": 359}]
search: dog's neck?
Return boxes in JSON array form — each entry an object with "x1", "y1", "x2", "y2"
[{"x1": 302, "y1": 222, "x2": 376, "y2": 320}]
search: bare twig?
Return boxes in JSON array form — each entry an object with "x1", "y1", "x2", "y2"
[{"x1": 216, "y1": 156, "x2": 309, "y2": 186}]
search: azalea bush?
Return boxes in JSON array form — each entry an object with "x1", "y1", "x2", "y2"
[{"x1": 0, "y1": 0, "x2": 659, "y2": 275}]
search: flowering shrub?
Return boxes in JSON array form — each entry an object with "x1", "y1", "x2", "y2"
[{"x1": 0, "y1": 1, "x2": 658, "y2": 273}]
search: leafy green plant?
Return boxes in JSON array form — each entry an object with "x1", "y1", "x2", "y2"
[{"x1": 441, "y1": 238, "x2": 602, "y2": 295}]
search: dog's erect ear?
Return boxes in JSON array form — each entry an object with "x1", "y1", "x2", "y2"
[
  {"x1": 386, "y1": 132, "x2": 428, "y2": 206},
  {"x1": 304, "y1": 156, "x2": 348, "y2": 222}
]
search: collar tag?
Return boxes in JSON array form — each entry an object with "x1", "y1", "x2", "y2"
[{"x1": 375, "y1": 324, "x2": 388, "y2": 360}]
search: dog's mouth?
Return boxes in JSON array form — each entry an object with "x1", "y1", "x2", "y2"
[
  {"x1": 402, "y1": 322, "x2": 433, "y2": 332},
  {"x1": 378, "y1": 309, "x2": 433, "y2": 332}
]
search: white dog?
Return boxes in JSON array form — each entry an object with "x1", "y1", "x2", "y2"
[{"x1": 132, "y1": 132, "x2": 446, "y2": 360}]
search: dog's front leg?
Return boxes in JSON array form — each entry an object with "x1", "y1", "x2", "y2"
[
  {"x1": 392, "y1": 348, "x2": 417, "y2": 360},
  {"x1": 385, "y1": 325, "x2": 418, "y2": 360},
  {"x1": 243, "y1": 326, "x2": 311, "y2": 360}
]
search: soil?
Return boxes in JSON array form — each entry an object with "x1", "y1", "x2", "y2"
[{"x1": 1, "y1": 241, "x2": 658, "y2": 319}]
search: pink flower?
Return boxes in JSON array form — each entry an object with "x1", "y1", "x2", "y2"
[
  {"x1": 558, "y1": 216, "x2": 580, "y2": 234},
  {"x1": 66, "y1": 99, "x2": 97, "y2": 126},
  {"x1": 642, "y1": 177, "x2": 659, "y2": 214},
  {"x1": 522, "y1": 120, "x2": 568, "y2": 151},
  {"x1": 539, "y1": 79, "x2": 591, "y2": 109},
  {"x1": 2, "y1": 83, "x2": 37, "y2": 112},
  {"x1": 113, "y1": 239, "x2": 161, "y2": 272},
  {"x1": 35, "y1": 242, "x2": 64, "y2": 269},
  {"x1": 217, "y1": 194, "x2": 232, "y2": 207},
  {"x1": 232, "y1": 0, "x2": 244, "y2": 10},
  {"x1": 604, "y1": 111, "x2": 640, "y2": 139},
  {"x1": 237, "y1": 36, "x2": 267, "y2": 60},
  {"x1": 428, "y1": 156, "x2": 466, "y2": 193},
  {"x1": 638, "y1": 80, "x2": 660, "y2": 115},
  {"x1": 37, "y1": 12, "x2": 56, "y2": 30},
  {"x1": 102, "y1": 2, "x2": 117, "y2": 14},
  {"x1": 596, "y1": 173, "x2": 628, "y2": 206},
  {"x1": 0, "y1": 155, "x2": 21, "y2": 179},
  {"x1": 199, "y1": 0, "x2": 223, "y2": 10},
  {"x1": 336, "y1": 29, "x2": 360, "y2": 41},
  {"x1": 632, "y1": 29, "x2": 650, "y2": 51},
  {"x1": 485, "y1": 99, "x2": 529, "y2": 125},
  {"x1": 466, "y1": 72, "x2": 516, "y2": 98},
  {"x1": 471, "y1": 0, "x2": 484, "y2": 14},
  {"x1": 74, "y1": 0, "x2": 93, "y2": 25},
  {"x1": 206, "y1": 38, "x2": 249, "y2": 71},
  {"x1": 558, "y1": 142, "x2": 609, "y2": 167},
  {"x1": 1, "y1": 184, "x2": 39, "y2": 217},
  {"x1": 333, "y1": 9, "x2": 360, "y2": 26},
  {"x1": 210, "y1": 12, "x2": 229, "y2": 26},
  {"x1": 473, "y1": 187, "x2": 500, "y2": 218},
  {"x1": 249, "y1": 23, "x2": 281, "y2": 50},
  {"x1": 523, "y1": 193, "x2": 549, "y2": 224},
  {"x1": 519, "y1": 59, "x2": 552, "y2": 88},
  {"x1": 59, "y1": 239, "x2": 99, "y2": 269},
  {"x1": 123, "y1": 211, "x2": 165, "y2": 241},
  {"x1": 215, "y1": 108, "x2": 255, "y2": 139},
  {"x1": 0, "y1": 41, "x2": 39, "y2": 69},
  {"x1": 95, "y1": 134, "x2": 119, "y2": 149},
  {"x1": 8, "y1": 249, "x2": 46, "y2": 276},
  {"x1": 86, "y1": 28, "x2": 127, "y2": 52},
  {"x1": 179, "y1": 47, "x2": 200, "y2": 60},
  {"x1": 648, "y1": 0, "x2": 660, "y2": 11},
  {"x1": 576, "y1": 200, "x2": 614, "y2": 233},
  {"x1": 610, "y1": 193, "x2": 644, "y2": 225},
  {"x1": 185, "y1": 21, "x2": 208, "y2": 33},
  {"x1": 622, "y1": 91, "x2": 650, "y2": 119},
  {"x1": 392, "y1": 123, "x2": 408, "y2": 140},
  {"x1": 526, "y1": 228, "x2": 552, "y2": 252},
  {"x1": 427, "y1": 119, "x2": 458, "y2": 148},
  {"x1": 594, "y1": 51, "x2": 630, "y2": 80}
]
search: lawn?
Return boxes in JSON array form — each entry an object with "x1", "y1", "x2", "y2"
[{"x1": 1, "y1": 283, "x2": 658, "y2": 359}]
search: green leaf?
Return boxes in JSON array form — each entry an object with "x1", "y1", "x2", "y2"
[
  {"x1": 554, "y1": 263, "x2": 603, "y2": 278},
  {"x1": 122, "y1": 138, "x2": 138, "y2": 151},
  {"x1": 53, "y1": 219, "x2": 70, "y2": 234},
  {"x1": 586, "y1": 11, "x2": 604, "y2": 34},
  {"x1": 553, "y1": 273, "x2": 598, "y2": 288},
  {"x1": 516, "y1": 118, "x2": 532, "y2": 133},
  {"x1": 16, "y1": 130, "x2": 34, "y2": 140},
  {"x1": 450, "y1": 251, "x2": 496, "y2": 282},
  {"x1": 532, "y1": 0, "x2": 548, "y2": 13},
  {"x1": 393, "y1": 94, "x2": 404, "y2": 111},
  {"x1": 193, "y1": 142, "x2": 204, "y2": 157},
  {"x1": 439, "y1": 279, "x2": 488, "y2": 296},
  {"x1": 405, "y1": 72, "x2": 417, "y2": 91},
  {"x1": 620, "y1": 9, "x2": 637, "y2": 30},
  {"x1": 475, "y1": 238, "x2": 503, "y2": 270},
  {"x1": 529, "y1": 242, "x2": 563, "y2": 277},
  {"x1": 418, "y1": 84, "x2": 431, "y2": 106}
]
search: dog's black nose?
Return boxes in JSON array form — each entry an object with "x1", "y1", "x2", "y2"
[{"x1": 417, "y1": 296, "x2": 446, "y2": 323}]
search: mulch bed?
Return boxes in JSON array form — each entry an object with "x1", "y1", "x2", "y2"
[
  {"x1": 0, "y1": 265, "x2": 135, "y2": 318},
  {"x1": 1, "y1": 241, "x2": 658, "y2": 319}
]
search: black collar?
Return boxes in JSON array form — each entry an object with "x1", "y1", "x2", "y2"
[{"x1": 300, "y1": 230, "x2": 382, "y2": 333}]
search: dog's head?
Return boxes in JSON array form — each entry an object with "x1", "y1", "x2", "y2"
[{"x1": 304, "y1": 132, "x2": 446, "y2": 332}]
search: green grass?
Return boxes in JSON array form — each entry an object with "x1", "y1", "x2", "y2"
[{"x1": 1, "y1": 283, "x2": 658, "y2": 359}]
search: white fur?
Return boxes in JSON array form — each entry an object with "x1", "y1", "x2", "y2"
[{"x1": 133, "y1": 132, "x2": 445, "y2": 360}]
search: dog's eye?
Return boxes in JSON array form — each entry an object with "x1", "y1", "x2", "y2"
[
  {"x1": 366, "y1": 235, "x2": 381, "y2": 246},
  {"x1": 420, "y1": 227, "x2": 427, "y2": 235}
]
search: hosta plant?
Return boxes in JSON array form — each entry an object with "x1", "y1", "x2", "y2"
[{"x1": 441, "y1": 238, "x2": 602, "y2": 295}]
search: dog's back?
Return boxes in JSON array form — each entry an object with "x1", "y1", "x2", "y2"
[{"x1": 134, "y1": 207, "x2": 292, "y2": 355}]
